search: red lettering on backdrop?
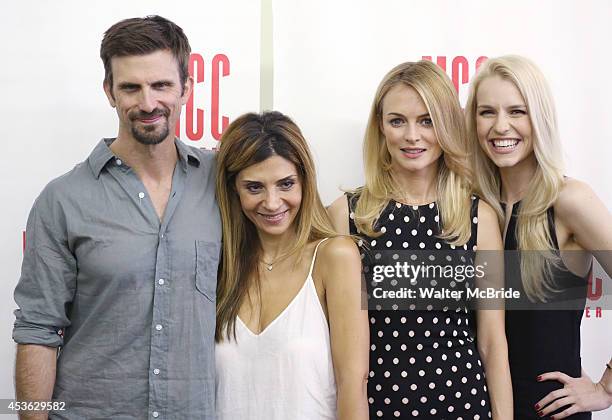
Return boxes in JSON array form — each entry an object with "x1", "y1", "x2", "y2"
[
  {"x1": 476, "y1": 56, "x2": 488, "y2": 71},
  {"x1": 175, "y1": 52, "x2": 231, "y2": 142},
  {"x1": 452, "y1": 56, "x2": 469, "y2": 92},
  {"x1": 587, "y1": 271, "x2": 603, "y2": 301},
  {"x1": 422, "y1": 56, "x2": 489, "y2": 93},
  {"x1": 186, "y1": 54, "x2": 205, "y2": 141},
  {"x1": 212, "y1": 54, "x2": 230, "y2": 141},
  {"x1": 585, "y1": 307, "x2": 603, "y2": 318},
  {"x1": 422, "y1": 56, "x2": 447, "y2": 72},
  {"x1": 585, "y1": 306, "x2": 603, "y2": 318}
]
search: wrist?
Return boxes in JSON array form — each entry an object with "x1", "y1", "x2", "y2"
[{"x1": 597, "y1": 380, "x2": 612, "y2": 408}]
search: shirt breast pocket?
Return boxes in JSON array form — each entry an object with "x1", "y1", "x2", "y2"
[{"x1": 195, "y1": 240, "x2": 220, "y2": 302}]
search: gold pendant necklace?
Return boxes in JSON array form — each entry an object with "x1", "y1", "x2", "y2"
[{"x1": 260, "y1": 252, "x2": 292, "y2": 271}]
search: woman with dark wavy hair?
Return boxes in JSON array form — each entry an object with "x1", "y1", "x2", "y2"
[{"x1": 214, "y1": 111, "x2": 369, "y2": 420}]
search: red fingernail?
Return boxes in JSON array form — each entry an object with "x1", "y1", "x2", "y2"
[
  {"x1": 536, "y1": 375, "x2": 542, "y2": 381},
  {"x1": 534, "y1": 403, "x2": 540, "y2": 410},
  {"x1": 537, "y1": 411, "x2": 544, "y2": 417}
]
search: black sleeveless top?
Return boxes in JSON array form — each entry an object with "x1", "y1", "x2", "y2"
[{"x1": 504, "y1": 202, "x2": 591, "y2": 419}]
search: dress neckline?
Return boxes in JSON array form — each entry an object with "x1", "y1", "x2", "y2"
[
  {"x1": 236, "y1": 238, "x2": 329, "y2": 338},
  {"x1": 501, "y1": 200, "x2": 522, "y2": 212},
  {"x1": 236, "y1": 274, "x2": 312, "y2": 338},
  {"x1": 390, "y1": 199, "x2": 437, "y2": 209}
]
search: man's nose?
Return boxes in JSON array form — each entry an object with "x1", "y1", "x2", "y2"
[{"x1": 138, "y1": 88, "x2": 157, "y2": 113}]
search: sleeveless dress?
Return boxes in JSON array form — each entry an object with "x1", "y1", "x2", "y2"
[
  {"x1": 348, "y1": 194, "x2": 492, "y2": 419},
  {"x1": 215, "y1": 239, "x2": 337, "y2": 420},
  {"x1": 504, "y1": 202, "x2": 591, "y2": 419}
]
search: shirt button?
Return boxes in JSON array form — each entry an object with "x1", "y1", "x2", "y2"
[
  {"x1": 138, "y1": 192, "x2": 145, "y2": 199},
  {"x1": 152, "y1": 411, "x2": 159, "y2": 418},
  {"x1": 155, "y1": 324, "x2": 163, "y2": 331},
  {"x1": 116, "y1": 159, "x2": 122, "y2": 166},
  {"x1": 158, "y1": 279, "x2": 165, "y2": 285},
  {"x1": 153, "y1": 368, "x2": 160, "y2": 375}
]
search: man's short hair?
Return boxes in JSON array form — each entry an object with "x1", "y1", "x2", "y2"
[{"x1": 100, "y1": 15, "x2": 191, "y2": 90}]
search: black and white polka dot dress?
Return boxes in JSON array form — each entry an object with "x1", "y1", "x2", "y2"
[{"x1": 348, "y1": 195, "x2": 492, "y2": 419}]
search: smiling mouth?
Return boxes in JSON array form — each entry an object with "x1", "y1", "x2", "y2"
[
  {"x1": 400, "y1": 147, "x2": 427, "y2": 157},
  {"x1": 131, "y1": 109, "x2": 168, "y2": 124},
  {"x1": 489, "y1": 138, "x2": 520, "y2": 152},
  {"x1": 258, "y1": 209, "x2": 289, "y2": 223},
  {"x1": 138, "y1": 115, "x2": 163, "y2": 124}
]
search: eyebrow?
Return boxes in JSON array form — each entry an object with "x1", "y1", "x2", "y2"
[
  {"x1": 386, "y1": 112, "x2": 430, "y2": 118},
  {"x1": 240, "y1": 174, "x2": 298, "y2": 185},
  {"x1": 117, "y1": 79, "x2": 175, "y2": 89},
  {"x1": 477, "y1": 104, "x2": 526, "y2": 109},
  {"x1": 152, "y1": 79, "x2": 175, "y2": 85},
  {"x1": 117, "y1": 82, "x2": 140, "y2": 90}
]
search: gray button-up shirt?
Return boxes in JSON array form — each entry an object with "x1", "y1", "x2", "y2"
[{"x1": 13, "y1": 138, "x2": 221, "y2": 419}]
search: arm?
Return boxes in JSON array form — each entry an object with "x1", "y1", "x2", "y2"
[
  {"x1": 319, "y1": 237, "x2": 369, "y2": 420},
  {"x1": 13, "y1": 187, "x2": 76, "y2": 417},
  {"x1": 600, "y1": 360, "x2": 612, "y2": 403},
  {"x1": 534, "y1": 179, "x2": 612, "y2": 418},
  {"x1": 15, "y1": 344, "x2": 57, "y2": 420},
  {"x1": 327, "y1": 195, "x2": 350, "y2": 235},
  {"x1": 475, "y1": 200, "x2": 513, "y2": 420},
  {"x1": 555, "y1": 178, "x2": 612, "y2": 276}
]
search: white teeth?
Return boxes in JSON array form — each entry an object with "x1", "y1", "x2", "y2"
[
  {"x1": 402, "y1": 149, "x2": 425, "y2": 153},
  {"x1": 492, "y1": 139, "x2": 519, "y2": 148},
  {"x1": 261, "y1": 211, "x2": 286, "y2": 221}
]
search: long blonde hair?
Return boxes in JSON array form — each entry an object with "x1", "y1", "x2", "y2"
[
  {"x1": 215, "y1": 111, "x2": 337, "y2": 341},
  {"x1": 355, "y1": 60, "x2": 473, "y2": 245},
  {"x1": 465, "y1": 55, "x2": 565, "y2": 301}
]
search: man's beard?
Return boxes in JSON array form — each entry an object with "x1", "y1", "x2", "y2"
[{"x1": 130, "y1": 109, "x2": 170, "y2": 145}]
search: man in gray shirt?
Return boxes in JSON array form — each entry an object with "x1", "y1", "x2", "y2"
[{"x1": 13, "y1": 16, "x2": 220, "y2": 419}]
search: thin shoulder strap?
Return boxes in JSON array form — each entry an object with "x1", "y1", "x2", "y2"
[{"x1": 307, "y1": 238, "x2": 330, "y2": 277}]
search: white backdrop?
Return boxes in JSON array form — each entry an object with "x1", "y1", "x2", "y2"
[{"x1": 1, "y1": 0, "x2": 610, "y2": 418}]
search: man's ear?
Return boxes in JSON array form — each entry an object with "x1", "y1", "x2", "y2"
[
  {"x1": 103, "y1": 80, "x2": 116, "y2": 107},
  {"x1": 181, "y1": 75, "x2": 194, "y2": 105}
]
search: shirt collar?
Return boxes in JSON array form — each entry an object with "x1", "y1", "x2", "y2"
[
  {"x1": 88, "y1": 137, "x2": 201, "y2": 179},
  {"x1": 88, "y1": 138, "x2": 115, "y2": 179},
  {"x1": 174, "y1": 137, "x2": 201, "y2": 170}
]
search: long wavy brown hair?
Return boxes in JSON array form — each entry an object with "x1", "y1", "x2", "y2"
[{"x1": 215, "y1": 111, "x2": 337, "y2": 341}]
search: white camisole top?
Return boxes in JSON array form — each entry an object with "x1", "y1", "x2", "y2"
[{"x1": 215, "y1": 238, "x2": 336, "y2": 420}]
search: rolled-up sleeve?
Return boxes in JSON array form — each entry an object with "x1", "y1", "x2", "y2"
[{"x1": 13, "y1": 185, "x2": 77, "y2": 347}]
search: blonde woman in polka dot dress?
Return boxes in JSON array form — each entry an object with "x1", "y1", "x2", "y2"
[{"x1": 329, "y1": 61, "x2": 513, "y2": 419}]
